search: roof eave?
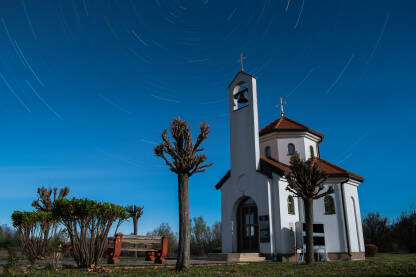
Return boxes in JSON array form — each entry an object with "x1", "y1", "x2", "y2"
[
  {"x1": 259, "y1": 129, "x2": 324, "y2": 141},
  {"x1": 227, "y1": 70, "x2": 257, "y2": 88},
  {"x1": 328, "y1": 173, "x2": 364, "y2": 183},
  {"x1": 215, "y1": 170, "x2": 230, "y2": 190}
]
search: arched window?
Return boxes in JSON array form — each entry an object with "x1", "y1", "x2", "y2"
[
  {"x1": 288, "y1": 143, "x2": 295, "y2": 155},
  {"x1": 310, "y1": 146, "x2": 315, "y2": 158},
  {"x1": 324, "y1": 196, "x2": 335, "y2": 215},
  {"x1": 265, "y1": 146, "x2": 271, "y2": 158},
  {"x1": 287, "y1": 196, "x2": 295, "y2": 215}
]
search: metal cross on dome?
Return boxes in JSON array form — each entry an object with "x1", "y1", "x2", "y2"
[
  {"x1": 276, "y1": 97, "x2": 287, "y2": 117},
  {"x1": 238, "y1": 52, "x2": 246, "y2": 71}
]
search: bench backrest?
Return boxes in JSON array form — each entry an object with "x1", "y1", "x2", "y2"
[
  {"x1": 108, "y1": 234, "x2": 169, "y2": 259},
  {"x1": 108, "y1": 234, "x2": 166, "y2": 252},
  {"x1": 122, "y1": 235, "x2": 162, "y2": 245}
]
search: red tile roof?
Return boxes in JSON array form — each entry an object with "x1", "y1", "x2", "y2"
[
  {"x1": 215, "y1": 156, "x2": 363, "y2": 189},
  {"x1": 260, "y1": 156, "x2": 291, "y2": 173},
  {"x1": 312, "y1": 158, "x2": 363, "y2": 182},
  {"x1": 259, "y1": 116, "x2": 324, "y2": 139}
]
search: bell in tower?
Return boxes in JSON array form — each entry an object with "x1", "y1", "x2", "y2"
[{"x1": 234, "y1": 86, "x2": 249, "y2": 108}]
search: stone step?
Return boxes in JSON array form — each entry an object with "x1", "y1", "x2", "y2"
[
  {"x1": 231, "y1": 257, "x2": 266, "y2": 262},
  {"x1": 208, "y1": 253, "x2": 266, "y2": 262}
]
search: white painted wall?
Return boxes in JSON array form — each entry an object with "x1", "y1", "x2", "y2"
[
  {"x1": 277, "y1": 137, "x2": 305, "y2": 164},
  {"x1": 275, "y1": 177, "x2": 300, "y2": 254},
  {"x1": 260, "y1": 133, "x2": 320, "y2": 163},
  {"x1": 303, "y1": 137, "x2": 318, "y2": 159},
  {"x1": 343, "y1": 181, "x2": 365, "y2": 253},
  {"x1": 220, "y1": 172, "x2": 273, "y2": 254},
  {"x1": 259, "y1": 140, "x2": 278, "y2": 160},
  {"x1": 312, "y1": 182, "x2": 348, "y2": 253}
]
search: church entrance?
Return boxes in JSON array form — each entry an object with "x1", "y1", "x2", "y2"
[{"x1": 237, "y1": 197, "x2": 259, "y2": 252}]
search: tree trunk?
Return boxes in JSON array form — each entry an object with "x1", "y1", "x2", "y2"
[
  {"x1": 304, "y1": 198, "x2": 314, "y2": 264},
  {"x1": 133, "y1": 218, "x2": 138, "y2": 235},
  {"x1": 133, "y1": 217, "x2": 138, "y2": 257},
  {"x1": 176, "y1": 174, "x2": 190, "y2": 271}
]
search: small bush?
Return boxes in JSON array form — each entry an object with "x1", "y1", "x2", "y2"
[
  {"x1": 52, "y1": 198, "x2": 128, "y2": 268},
  {"x1": 365, "y1": 244, "x2": 378, "y2": 257}
]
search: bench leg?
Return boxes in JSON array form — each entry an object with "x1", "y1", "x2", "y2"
[
  {"x1": 155, "y1": 236, "x2": 169, "y2": 264},
  {"x1": 145, "y1": 251, "x2": 156, "y2": 261},
  {"x1": 107, "y1": 248, "x2": 121, "y2": 264},
  {"x1": 155, "y1": 251, "x2": 167, "y2": 264},
  {"x1": 155, "y1": 256, "x2": 166, "y2": 264},
  {"x1": 108, "y1": 256, "x2": 120, "y2": 264},
  {"x1": 107, "y1": 233, "x2": 123, "y2": 264}
]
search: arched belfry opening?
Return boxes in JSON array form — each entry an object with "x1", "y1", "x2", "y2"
[
  {"x1": 236, "y1": 197, "x2": 259, "y2": 252},
  {"x1": 233, "y1": 81, "x2": 249, "y2": 110}
]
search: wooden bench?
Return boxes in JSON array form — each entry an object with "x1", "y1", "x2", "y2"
[{"x1": 107, "y1": 234, "x2": 169, "y2": 264}]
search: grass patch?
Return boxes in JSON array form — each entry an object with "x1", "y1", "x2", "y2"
[{"x1": 1, "y1": 253, "x2": 416, "y2": 276}]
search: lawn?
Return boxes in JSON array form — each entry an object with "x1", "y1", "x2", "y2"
[{"x1": 1, "y1": 253, "x2": 416, "y2": 277}]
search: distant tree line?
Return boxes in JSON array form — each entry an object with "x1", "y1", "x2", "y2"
[
  {"x1": 147, "y1": 216, "x2": 221, "y2": 257},
  {"x1": 363, "y1": 207, "x2": 416, "y2": 253},
  {"x1": 0, "y1": 225, "x2": 18, "y2": 248}
]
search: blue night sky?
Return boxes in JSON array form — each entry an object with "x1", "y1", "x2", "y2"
[{"x1": 0, "y1": 0, "x2": 415, "y2": 234}]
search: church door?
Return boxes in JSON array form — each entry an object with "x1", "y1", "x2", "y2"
[{"x1": 237, "y1": 197, "x2": 259, "y2": 252}]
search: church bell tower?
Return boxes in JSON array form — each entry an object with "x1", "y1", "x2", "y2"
[{"x1": 228, "y1": 70, "x2": 260, "y2": 175}]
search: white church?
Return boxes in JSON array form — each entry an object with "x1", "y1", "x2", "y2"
[{"x1": 215, "y1": 70, "x2": 365, "y2": 262}]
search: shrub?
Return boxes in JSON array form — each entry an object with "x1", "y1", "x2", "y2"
[
  {"x1": 11, "y1": 211, "x2": 56, "y2": 262},
  {"x1": 52, "y1": 198, "x2": 128, "y2": 268},
  {"x1": 365, "y1": 244, "x2": 378, "y2": 257}
]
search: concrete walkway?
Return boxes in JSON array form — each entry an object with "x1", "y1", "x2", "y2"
[{"x1": 0, "y1": 258, "x2": 228, "y2": 267}]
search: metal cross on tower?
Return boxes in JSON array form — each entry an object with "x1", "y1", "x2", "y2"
[
  {"x1": 238, "y1": 52, "x2": 246, "y2": 71},
  {"x1": 276, "y1": 97, "x2": 287, "y2": 117}
]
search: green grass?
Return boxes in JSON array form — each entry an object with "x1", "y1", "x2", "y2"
[{"x1": 2, "y1": 253, "x2": 416, "y2": 277}]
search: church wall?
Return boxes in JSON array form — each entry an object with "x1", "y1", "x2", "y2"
[
  {"x1": 303, "y1": 138, "x2": 318, "y2": 159},
  {"x1": 229, "y1": 105, "x2": 259, "y2": 177},
  {"x1": 277, "y1": 137, "x2": 305, "y2": 164},
  {"x1": 312, "y1": 182, "x2": 348, "y2": 253},
  {"x1": 270, "y1": 175, "x2": 282, "y2": 255},
  {"x1": 343, "y1": 182, "x2": 365, "y2": 253},
  {"x1": 276, "y1": 177, "x2": 300, "y2": 254},
  {"x1": 220, "y1": 171, "x2": 273, "y2": 254},
  {"x1": 220, "y1": 178, "x2": 233, "y2": 253},
  {"x1": 259, "y1": 140, "x2": 279, "y2": 160}
]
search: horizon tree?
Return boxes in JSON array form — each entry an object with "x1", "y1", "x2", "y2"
[
  {"x1": 154, "y1": 117, "x2": 213, "y2": 271},
  {"x1": 285, "y1": 153, "x2": 332, "y2": 264},
  {"x1": 126, "y1": 205, "x2": 144, "y2": 236}
]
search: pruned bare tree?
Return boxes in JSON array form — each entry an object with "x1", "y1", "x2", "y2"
[
  {"x1": 154, "y1": 117, "x2": 213, "y2": 271},
  {"x1": 126, "y1": 205, "x2": 144, "y2": 235},
  {"x1": 125, "y1": 205, "x2": 143, "y2": 258},
  {"x1": 32, "y1": 187, "x2": 70, "y2": 212},
  {"x1": 285, "y1": 153, "x2": 331, "y2": 264}
]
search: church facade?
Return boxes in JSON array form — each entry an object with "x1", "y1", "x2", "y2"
[{"x1": 215, "y1": 70, "x2": 365, "y2": 261}]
